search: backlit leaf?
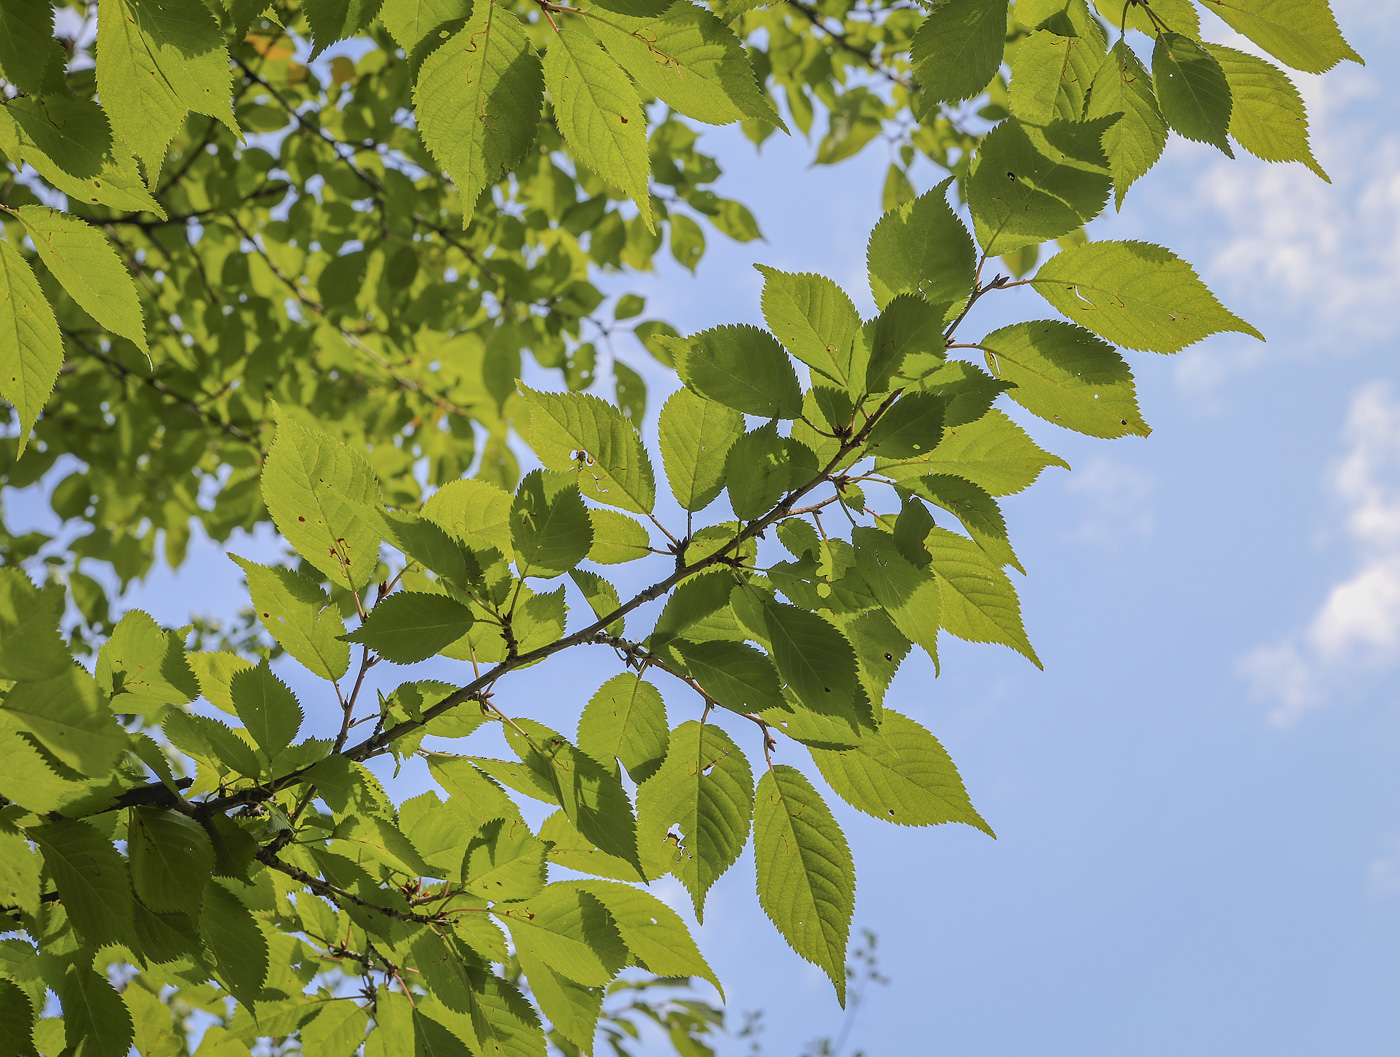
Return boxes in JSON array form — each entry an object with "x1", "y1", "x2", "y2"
[
  {"x1": 0, "y1": 237, "x2": 62, "y2": 454},
  {"x1": 522, "y1": 386, "x2": 656, "y2": 514},
  {"x1": 1153, "y1": 33, "x2": 1233, "y2": 155},
  {"x1": 231, "y1": 556, "x2": 351, "y2": 680},
  {"x1": 672, "y1": 325, "x2": 803, "y2": 418}
]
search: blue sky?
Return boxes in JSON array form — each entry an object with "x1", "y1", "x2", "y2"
[{"x1": 12, "y1": 2, "x2": 1400, "y2": 1053}]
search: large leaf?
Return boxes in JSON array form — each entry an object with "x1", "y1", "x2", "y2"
[
  {"x1": 379, "y1": 0, "x2": 471, "y2": 52},
  {"x1": 0, "y1": 665, "x2": 127, "y2": 776},
  {"x1": 1152, "y1": 33, "x2": 1233, "y2": 156},
  {"x1": 635, "y1": 720, "x2": 752, "y2": 919},
  {"x1": 0, "y1": 237, "x2": 62, "y2": 454},
  {"x1": 968, "y1": 117, "x2": 1112, "y2": 254},
  {"x1": 658, "y1": 388, "x2": 744, "y2": 512},
  {"x1": 978, "y1": 319, "x2": 1150, "y2": 438},
  {"x1": 850, "y1": 527, "x2": 942, "y2": 666},
  {"x1": 810, "y1": 708, "x2": 994, "y2": 833},
  {"x1": 866, "y1": 181, "x2": 976, "y2": 310},
  {"x1": 753, "y1": 766, "x2": 855, "y2": 1001},
  {"x1": 94, "y1": 0, "x2": 237, "y2": 176},
  {"x1": 876, "y1": 408, "x2": 1068, "y2": 496},
  {"x1": 13, "y1": 206, "x2": 148, "y2": 353},
  {"x1": 673, "y1": 639, "x2": 786, "y2": 714},
  {"x1": 522, "y1": 386, "x2": 656, "y2": 514},
  {"x1": 95, "y1": 609, "x2": 198, "y2": 714},
  {"x1": 1206, "y1": 43, "x2": 1327, "y2": 179},
  {"x1": 494, "y1": 884, "x2": 627, "y2": 986},
  {"x1": 1086, "y1": 40, "x2": 1168, "y2": 208},
  {"x1": 0, "y1": 977, "x2": 36, "y2": 1057},
  {"x1": 587, "y1": 2, "x2": 781, "y2": 127},
  {"x1": 262, "y1": 413, "x2": 384, "y2": 590},
  {"x1": 231, "y1": 556, "x2": 351, "y2": 680},
  {"x1": 568, "y1": 878, "x2": 721, "y2": 992},
  {"x1": 229, "y1": 660, "x2": 304, "y2": 767},
  {"x1": 59, "y1": 960, "x2": 134, "y2": 1057},
  {"x1": 577, "y1": 673, "x2": 669, "y2": 782},
  {"x1": 0, "y1": 820, "x2": 41, "y2": 917},
  {"x1": 762, "y1": 602, "x2": 870, "y2": 731},
  {"x1": 0, "y1": 0, "x2": 65, "y2": 95},
  {"x1": 1030, "y1": 240, "x2": 1264, "y2": 352},
  {"x1": 200, "y1": 881, "x2": 269, "y2": 1007},
  {"x1": 0, "y1": 569, "x2": 71, "y2": 681},
  {"x1": 31, "y1": 819, "x2": 135, "y2": 949},
  {"x1": 910, "y1": 0, "x2": 1008, "y2": 103},
  {"x1": 672, "y1": 325, "x2": 803, "y2": 418},
  {"x1": 414, "y1": 1, "x2": 543, "y2": 218},
  {"x1": 129, "y1": 808, "x2": 216, "y2": 917},
  {"x1": 1199, "y1": 0, "x2": 1361, "y2": 74},
  {"x1": 757, "y1": 267, "x2": 861, "y2": 386},
  {"x1": 925, "y1": 525, "x2": 1040, "y2": 665},
  {"x1": 1009, "y1": 30, "x2": 1099, "y2": 125},
  {"x1": 544, "y1": 28, "x2": 654, "y2": 230},
  {"x1": 463, "y1": 817, "x2": 548, "y2": 901}
]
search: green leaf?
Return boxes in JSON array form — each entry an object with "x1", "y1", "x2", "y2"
[
  {"x1": 752, "y1": 765, "x2": 854, "y2": 1002},
  {"x1": 577, "y1": 673, "x2": 669, "y2": 782},
  {"x1": 1030, "y1": 240, "x2": 1264, "y2": 352},
  {"x1": 911, "y1": 0, "x2": 1008, "y2": 103},
  {"x1": 658, "y1": 388, "x2": 744, "y2": 512},
  {"x1": 540, "y1": 809, "x2": 646, "y2": 882},
  {"x1": 229, "y1": 660, "x2": 304, "y2": 767},
  {"x1": 586, "y1": 2, "x2": 782, "y2": 128},
  {"x1": 570, "y1": 568, "x2": 624, "y2": 635},
  {"x1": 0, "y1": 95, "x2": 165, "y2": 216},
  {"x1": 59, "y1": 960, "x2": 134, "y2": 1057},
  {"x1": 95, "y1": 609, "x2": 198, "y2": 714},
  {"x1": 517, "y1": 960, "x2": 601, "y2": 1054},
  {"x1": 336, "y1": 814, "x2": 434, "y2": 877},
  {"x1": 262, "y1": 413, "x2": 384, "y2": 590},
  {"x1": 424, "y1": 478, "x2": 516, "y2": 559},
  {"x1": 428, "y1": 754, "x2": 526, "y2": 826},
  {"x1": 463, "y1": 817, "x2": 548, "y2": 900},
  {"x1": 511, "y1": 470, "x2": 594, "y2": 579},
  {"x1": 347, "y1": 591, "x2": 475, "y2": 664},
  {"x1": 231, "y1": 555, "x2": 351, "y2": 680},
  {"x1": 851, "y1": 527, "x2": 942, "y2": 666},
  {"x1": 414, "y1": 1, "x2": 543, "y2": 218},
  {"x1": 379, "y1": 509, "x2": 478, "y2": 588},
  {"x1": 1199, "y1": 0, "x2": 1361, "y2": 74},
  {"x1": 302, "y1": 0, "x2": 385, "y2": 55},
  {"x1": 162, "y1": 710, "x2": 262, "y2": 780},
  {"x1": 756, "y1": 266, "x2": 862, "y2": 386},
  {"x1": 544, "y1": 28, "x2": 654, "y2": 231},
  {"x1": 810, "y1": 708, "x2": 994, "y2": 832},
  {"x1": 95, "y1": 0, "x2": 237, "y2": 176},
  {"x1": 867, "y1": 392, "x2": 946, "y2": 459},
  {"x1": 899, "y1": 474, "x2": 1021, "y2": 571},
  {"x1": 968, "y1": 117, "x2": 1111, "y2": 254},
  {"x1": 0, "y1": 820, "x2": 41, "y2": 917},
  {"x1": 673, "y1": 639, "x2": 786, "y2": 714},
  {"x1": 200, "y1": 880, "x2": 269, "y2": 1007},
  {"x1": 302, "y1": 1003, "x2": 370, "y2": 1057},
  {"x1": 866, "y1": 180, "x2": 977, "y2": 310},
  {"x1": 188, "y1": 651, "x2": 255, "y2": 715},
  {"x1": 0, "y1": 569, "x2": 71, "y2": 681},
  {"x1": 12, "y1": 206, "x2": 148, "y2": 354},
  {"x1": 1206, "y1": 43, "x2": 1327, "y2": 179},
  {"x1": 587, "y1": 509, "x2": 652, "y2": 564},
  {"x1": 877, "y1": 407, "x2": 1069, "y2": 496},
  {"x1": 978, "y1": 319, "x2": 1150, "y2": 437},
  {"x1": 1009, "y1": 30, "x2": 1099, "y2": 125},
  {"x1": 926, "y1": 525, "x2": 1040, "y2": 665},
  {"x1": 0, "y1": 236, "x2": 62, "y2": 455},
  {"x1": 494, "y1": 884, "x2": 627, "y2": 986},
  {"x1": 522, "y1": 386, "x2": 656, "y2": 514},
  {"x1": 414, "y1": 1007, "x2": 475, "y2": 1057},
  {"x1": 0, "y1": 665, "x2": 127, "y2": 776},
  {"x1": 379, "y1": 0, "x2": 471, "y2": 52},
  {"x1": 1091, "y1": 0, "x2": 1198, "y2": 36},
  {"x1": 0, "y1": 0, "x2": 64, "y2": 95},
  {"x1": 672, "y1": 325, "x2": 803, "y2": 419},
  {"x1": 635, "y1": 720, "x2": 752, "y2": 919},
  {"x1": 866, "y1": 295, "x2": 950, "y2": 394},
  {"x1": 568, "y1": 878, "x2": 722, "y2": 993},
  {"x1": 129, "y1": 807, "x2": 216, "y2": 917},
  {"x1": 516, "y1": 729, "x2": 642, "y2": 870},
  {"x1": 1086, "y1": 40, "x2": 1168, "y2": 209},
  {"x1": 762, "y1": 601, "x2": 871, "y2": 732},
  {"x1": 0, "y1": 977, "x2": 36, "y2": 1057},
  {"x1": 31, "y1": 818, "x2": 135, "y2": 949},
  {"x1": 725, "y1": 423, "x2": 791, "y2": 521},
  {"x1": 1153, "y1": 33, "x2": 1233, "y2": 156}
]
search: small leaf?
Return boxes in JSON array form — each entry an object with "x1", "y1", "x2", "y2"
[
  {"x1": 810, "y1": 708, "x2": 995, "y2": 833},
  {"x1": 757, "y1": 267, "x2": 862, "y2": 386},
  {"x1": 346, "y1": 592, "x2": 475, "y2": 664},
  {"x1": 229, "y1": 660, "x2": 304, "y2": 767},
  {"x1": 545, "y1": 28, "x2": 654, "y2": 230},
  {"x1": 231, "y1": 556, "x2": 351, "y2": 680},
  {"x1": 522, "y1": 386, "x2": 656, "y2": 514},
  {"x1": 911, "y1": 0, "x2": 1008, "y2": 103},
  {"x1": 262, "y1": 412, "x2": 384, "y2": 590},
  {"x1": 658, "y1": 388, "x2": 744, "y2": 512},
  {"x1": 1030, "y1": 240, "x2": 1264, "y2": 352},
  {"x1": 635, "y1": 720, "x2": 752, "y2": 920},
  {"x1": 753, "y1": 765, "x2": 855, "y2": 1002},
  {"x1": 577, "y1": 673, "x2": 669, "y2": 782},
  {"x1": 672, "y1": 325, "x2": 803, "y2": 419},
  {"x1": 0, "y1": 236, "x2": 62, "y2": 454},
  {"x1": 13, "y1": 206, "x2": 148, "y2": 353},
  {"x1": 1086, "y1": 41, "x2": 1168, "y2": 208},
  {"x1": 414, "y1": 1, "x2": 543, "y2": 219},
  {"x1": 511, "y1": 470, "x2": 594, "y2": 578},
  {"x1": 866, "y1": 180, "x2": 976, "y2": 310},
  {"x1": 587, "y1": 509, "x2": 652, "y2": 564},
  {"x1": 31, "y1": 818, "x2": 135, "y2": 949},
  {"x1": 1153, "y1": 33, "x2": 1233, "y2": 155},
  {"x1": 978, "y1": 319, "x2": 1150, "y2": 437}
]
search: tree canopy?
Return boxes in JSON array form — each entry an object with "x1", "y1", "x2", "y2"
[{"x1": 0, "y1": 0, "x2": 1358, "y2": 1055}]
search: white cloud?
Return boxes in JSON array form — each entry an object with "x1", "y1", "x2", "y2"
[
  {"x1": 1240, "y1": 381, "x2": 1400, "y2": 722},
  {"x1": 1061, "y1": 454, "x2": 1155, "y2": 548}
]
